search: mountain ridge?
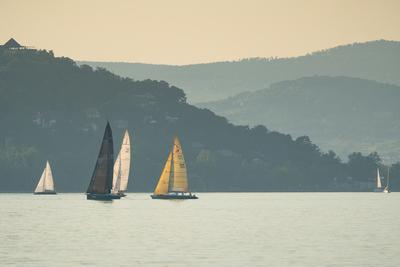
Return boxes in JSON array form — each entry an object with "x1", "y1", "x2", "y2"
[
  {"x1": 199, "y1": 76, "x2": 400, "y2": 163},
  {"x1": 80, "y1": 39, "x2": 400, "y2": 102},
  {"x1": 80, "y1": 39, "x2": 399, "y2": 66}
]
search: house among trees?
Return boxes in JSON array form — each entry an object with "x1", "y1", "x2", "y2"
[{"x1": 0, "y1": 38, "x2": 26, "y2": 49}]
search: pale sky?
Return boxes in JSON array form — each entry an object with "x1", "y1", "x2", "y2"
[{"x1": 0, "y1": 0, "x2": 399, "y2": 65}]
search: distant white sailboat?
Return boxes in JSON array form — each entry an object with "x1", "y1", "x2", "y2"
[
  {"x1": 383, "y1": 167, "x2": 391, "y2": 193},
  {"x1": 112, "y1": 130, "x2": 131, "y2": 197},
  {"x1": 34, "y1": 161, "x2": 56, "y2": 195}
]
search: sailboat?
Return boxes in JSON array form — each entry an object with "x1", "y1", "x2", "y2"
[
  {"x1": 374, "y1": 168, "x2": 384, "y2": 192},
  {"x1": 86, "y1": 122, "x2": 121, "y2": 200},
  {"x1": 151, "y1": 136, "x2": 198, "y2": 199},
  {"x1": 383, "y1": 167, "x2": 391, "y2": 193},
  {"x1": 111, "y1": 130, "x2": 131, "y2": 197},
  {"x1": 34, "y1": 161, "x2": 57, "y2": 194}
]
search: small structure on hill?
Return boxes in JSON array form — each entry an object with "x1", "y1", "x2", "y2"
[{"x1": 0, "y1": 38, "x2": 27, "y2": 49}]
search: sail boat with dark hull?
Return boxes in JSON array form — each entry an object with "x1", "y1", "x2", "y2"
[
  {"x1": 151, "y1": 137, "x2": 198, "y2": 199},
  {"x1": 86, "y1": 122, "x2": 121, "y2": 200}
]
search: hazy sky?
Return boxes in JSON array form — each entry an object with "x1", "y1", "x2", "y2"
[{"x1": 1, "y1": 0, "x2": 399, "y2": 65}]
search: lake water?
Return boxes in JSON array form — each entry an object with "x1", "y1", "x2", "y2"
[{"x1": 0, "y1": 193, "x2": 399, "y2": 267}]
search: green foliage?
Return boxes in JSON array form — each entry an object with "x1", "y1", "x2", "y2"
[
  {"x1": 389, "y1": 162, "x2": 400, "y2": 191},
  {"x1": 201, "y1": 76, "x2": 400, "y2": 163},
  {"x1": 347, "y1": 152, "x2": 381, "y2": 181},
  {"x1": 0, "y1": 48, "x2": 397, "y2": 192}
]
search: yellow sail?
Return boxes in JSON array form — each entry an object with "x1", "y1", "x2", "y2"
[
  {"x1": 170, "y1": 137, "x2": 189, "y2": 192},
  {"x1": 153, "y1": 152, "x2": 172, "y2": 195}
]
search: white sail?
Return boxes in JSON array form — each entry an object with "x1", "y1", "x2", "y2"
[
  {"x1": 112, "y1": 130, "x2": 131, "y2": 193},
  {"x1": 34, "y1": 168, "x2": 46, "y2": 193},
  {"x1": 112, "y1": 155, "x2": 122, "y2": 193},
  {"x1": 34, "y1": 161, "x2": 55, "y2": 193},
  {"x1": 376, "y1": 168, "x2": 382, "y2": 188},
  {"x1": 44, "y1": 161, "x2": 55, "y2": 191},
  {"x1": 112, "y1": 152, "x2": 122, "y2": 193}
]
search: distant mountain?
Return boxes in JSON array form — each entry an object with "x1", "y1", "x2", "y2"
[
  {"x1": 200, "y1": 76, "x2": 400, "y2": 163},
  {"x1": 81, "y1": 40, "x2": 400, "y2": 102},
  {"x1": 2, "y1": 47, "x2": 398, "y2": 192}
]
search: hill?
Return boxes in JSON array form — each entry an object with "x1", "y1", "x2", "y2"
[
  {"x1": 0, "y1": 47, "x2": 399, "y2": 192},
  {"x1": 81, "y1": 40, "x2": 400, "y2": 102},
  {"x1": 200, "y1": 76, "x2": 400, "y2": 163}
]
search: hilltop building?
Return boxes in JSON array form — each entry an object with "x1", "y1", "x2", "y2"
[{"x1": 0, "y1": 38, "x2": 28, "y2": 49}]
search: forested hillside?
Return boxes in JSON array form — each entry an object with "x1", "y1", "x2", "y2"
[
  {"x1": 1, "y1": 47, "x2": 399, "y2": 192},
  {"x1": 200, "y1": 76, "x2": 400, "y2": 163}
]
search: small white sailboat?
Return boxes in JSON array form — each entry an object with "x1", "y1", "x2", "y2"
[
  {"x1": 34, "y1": 161, "x2": 56, "y2": 195},
  {"x1": 383, "y1": 167, "x2": 391, "y2": 193},
  {"x1": 112, "y1": 130, "x2": 131, "y2": 197},
  {"x1": 151, "y1": 136, "x2": 198, "y2": 199}
]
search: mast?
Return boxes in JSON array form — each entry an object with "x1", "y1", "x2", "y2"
[
  {"x1": 169, "y1": 137, "x2": 189, "y2": 192},
  {"x1": 87, "y1": 122, "x2": 114, "y2": 194},
  {"x1": 43, "y1": 163, "x2": 47, "y2": 191},
  {"x1": 387, "y1": 167, "x2": 390, "y2": 187}
]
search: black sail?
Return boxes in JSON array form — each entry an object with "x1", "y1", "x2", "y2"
[{"x1": 86, "y1": 122, "x2": 114, "y2": 194}]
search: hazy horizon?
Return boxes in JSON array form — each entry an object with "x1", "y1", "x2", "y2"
[
  {"x1": 1, "y1": 0, "x2": 400, "y2": 65},
  {"x1": 79, "y1": 39, "x2": 399, "y2": 66}
]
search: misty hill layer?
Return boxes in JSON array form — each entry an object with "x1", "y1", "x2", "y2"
[
  {"x1": 81, "y1": 40, "x2": 400, "y2": 102},
  {"x1": 1, "y1": 48, "x2": 398, "y2": 192},
  {"x1": 200, "y1": 76, "x2": 400, "y2": 163}
]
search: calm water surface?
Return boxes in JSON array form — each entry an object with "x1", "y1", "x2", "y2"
[{"x1": 0, "y1": 193, "x2": 399, "y2": 267}]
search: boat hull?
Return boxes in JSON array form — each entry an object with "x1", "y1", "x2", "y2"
[
  {"x1": 34, "y1": 191, "x2": 57, "y2": 195},
  {"x1": 151, "y1": 194, "x2": 198, "y2": 199},
  {"x1": 115, "y1": 192, "x2": 127, "y2": 197},
  {"x1": 86, "y1": 193, "x2": 121, "y2": 200},
  {"x1": 374, "y1": 188, "x2": 391, "y2": 193}
]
